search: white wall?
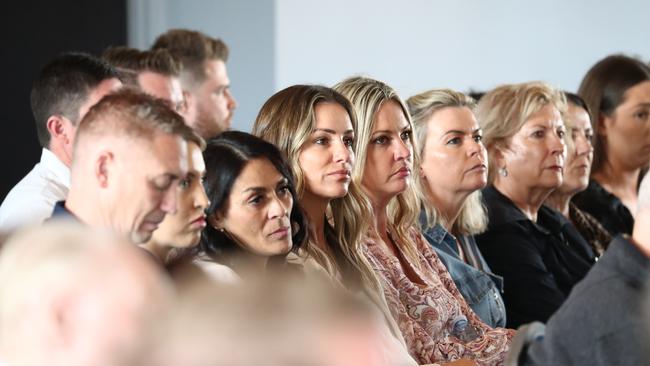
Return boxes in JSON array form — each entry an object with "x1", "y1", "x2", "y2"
[
  {"x1": 128, "y1": 0, "x2": 275, "y2": 132},
  {"x1": 276, "y1": 0, "x2": 650, "y2": 98},
  {"x1": 130, "y1": 0, "x2": 650, "y2": 132}
]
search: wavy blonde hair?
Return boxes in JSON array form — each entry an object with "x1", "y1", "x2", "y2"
[
  {"x1": 476, "y1": 81, "x2": 567, "y2": 184},
  {"x1": 407, "y1": 88, "x2": 488, "y2": 236},
  {"x1": 333, "y1": 76, "x2": 422, "y2": 267},
  {"x1": 252, "y1": 84, "x2": 380, "y2": 293}
]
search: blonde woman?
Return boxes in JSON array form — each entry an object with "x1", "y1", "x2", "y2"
[
  {"x1": 335, "y1": 76, "x2": 513, "y2": 366},
  {"x1": 252, "y1": 85, "x2": 419, "y2": 366},
  {"x1": 407, "y1": 89, "x2": 506, "y2": 328},
  {"x1": 475, "y1": 82, "x2": 595, "y2": 328}
]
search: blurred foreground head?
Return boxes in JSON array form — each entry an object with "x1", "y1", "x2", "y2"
[
  {"x1": 0, "y1": 222, "x2": 172, "y2": 366},
  {"x1": 142, "y1": 272, "x2": 395, "y2": 366}
]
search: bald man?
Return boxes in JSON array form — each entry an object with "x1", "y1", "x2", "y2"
[
  {"x1": 523, "y1": 174, "x2": 650, "y2": 364},
  {"x1": 52, "y1": 89, "x2": 203, "y2": 244},
  {"x1": 0, "y1": 223, "x2": 172, "y2": 366}
]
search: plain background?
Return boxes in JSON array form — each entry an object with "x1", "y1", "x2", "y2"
[{"x1": 2, "y1": 0, "x2": 649, "y2": 200}]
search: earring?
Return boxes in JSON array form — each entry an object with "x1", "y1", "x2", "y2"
[{"x1": 499, "y1": 167, "x2": 508, "y2": 177}]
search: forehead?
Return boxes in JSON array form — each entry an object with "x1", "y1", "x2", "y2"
[
  {"x1": 427, "y1": 106, "x2": 478, "y2": 133},
  {"x1": 202, "y1": 59, "x2": 229, "y2": 85},
  {"x1": 621, "y1": 80, "x2": 650, "y2": 107},
  {"x1": 566, "y1": 104, "x2": 592, "y2": 130},
  {"x1": 232, "y1": 158, "x2": 284, "y2": 193},
  {"x1": 187, "y1": 142, "x2": 206, "y2": 174},
  {"x1": 137, "y1": 71, "x2": 174, "y2": 100},
  {"x1": 313, "y1": 102, "x2": 353, "y2": 131},
  {"x1": 372, "y1": 100, "x2": 410, "y2": 131},
  {"x1": 521, "y1": 104, "x2": 563, "y2": 129}
]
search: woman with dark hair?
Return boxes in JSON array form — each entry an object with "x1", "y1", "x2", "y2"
[
  {"x1": 200, "y1": 131, "x2": 308, "y2": 276},
  {"x1": 544, "y1": 92, "x2": 612, "y2": 257},
  {"x1": 573, "y1": 55, "x2": 650, "y2": 236}
]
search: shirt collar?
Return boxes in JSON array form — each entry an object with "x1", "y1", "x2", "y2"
[
  {"x1": 41, "y1": 148, "x2": 71, "y2": 188},
  {"x1": 482, "y1": 186, "x2": 529, "y2": 227}
]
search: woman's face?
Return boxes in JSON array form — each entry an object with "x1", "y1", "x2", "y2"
[
  {"x1": 498, "y1": 104, "x2": 566, "y2": 192},
  {"x1": 150, "y1": 142, "x2": 208, "y2": 247},
  {"x1": 298, "y1": 102, "x2": 354, "y2": 200},
  {"x1": 601, "y1": 80, "x2": 650, "y2": 171},
  {"x1": 361, "y1": 100, "x2": 413, "y2": 204},
  {"x1": 419, "y1": 106, "x2": 487, "y2": 200},
  {"x1": 557, "y1": 103, "x2": 594, "y2": 195},
  {"x1": 213, "y1": 158, "x2": 294, "y2": 257}
]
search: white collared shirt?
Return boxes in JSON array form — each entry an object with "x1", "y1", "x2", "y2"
[{"x1": 0, "y1": 148, "x2": 70, "y2": 232}]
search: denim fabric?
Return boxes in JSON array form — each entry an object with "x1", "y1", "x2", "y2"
[{"x1": 421, "y1": 221, "x2": 507, "y2": 328}]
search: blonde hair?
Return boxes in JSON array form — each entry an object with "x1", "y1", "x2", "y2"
[
  {"x1": 252, "y1": 84, "x2": 378, "y2": 292},
  {"x1": 407, "y1": 88, "x2": 488, "y2": 235},
  {"x1": 333, "y1": 76, "x2": 422, "y2": 267},
  {"x1": 476, "y1": 81, "x2": 567, "y2": 184}
]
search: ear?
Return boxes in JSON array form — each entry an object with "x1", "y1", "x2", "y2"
[
  {"x1": 46, "y1": 115, "x2": 71, "y2": 144},
  {"x1": 95, "y1": 151, "x2": 114, "y2": 188},
  {"x1": 598, "y1": 112, "x2": 611, "y2": 137},
  {"x1": 492, "y1": 144, "x2": 507, "y2": 170},
  {"x1": 419, "y1": 164, "x2": 426, "y2": 179},
  {"x1": 208, "y1": 212, "x2": 223, "y2": 230}
]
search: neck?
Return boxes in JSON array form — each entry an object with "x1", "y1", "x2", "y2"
[
  {"x1": 229, "y1": 252, "x2": 269, "y2": 278},
  {"x1": 493, "y1": 179, "x2": 551, "y2": 222},
  {"x1": 300, "y1": 191, "x2": 330, "y2": 252},
  {"x1": 64, "y1": 183, "x2": 109, "y2": 229},
  {"x1": 544, "y1": 190, "x2": 572, "y2": 219},
  {"x1": 139, "y1": 239, "x2": 172, "y2": 264},
  {"x1": 593, "y1": 160, "x2": 640, "y2": 200},
  {"x1": 48, "y1": 142, "x2": 72, "y2": 168},
  {"x1": 633, "y1": 210, "x2": 650, "y2": 258},
  {"x1": 425, "y1": 188, "x2": 470, "y2": 232}
]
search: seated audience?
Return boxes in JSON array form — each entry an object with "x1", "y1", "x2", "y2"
[
  {"x1": 102, "y1": 46, "x2": 191, "y2": 121},
  {"x1": 200, "y1": 131, "x2": 308, "y2": 277},
  {"x1": 408, "y1": 88, "x2": 506, "y2": 328},
  {"x1": 335, "y1": 76, "x2": 513, "y2": 365},
  {"x1": 474, "y1": 81, "x2": 595, "y2": 328},
  {"x1": 0, "y1": 222, "x2": 172, "y2": 366},
  {"x1": 52, "y1": 89, "x2": 200, "y2": 244},
  {"x1": 573, "y1": 54, "x2": 650, "y2": 236},
  {"x1": 252, "y1": 84, "x2": 419, "y2": 366},
  {"x1": 152, "y1": 29, "x2": 237, "y2": 138},
  {"x1": 523, "y1": 172, "x2": 650, "y2": 365},
  {"x1": 0, "y1": 53, "x2": 121, "y2": 231},
  {"x1": 544, "y1": 92, "x2": 611, "y2": 257}
]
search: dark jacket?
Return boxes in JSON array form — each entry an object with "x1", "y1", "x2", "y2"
[
  {"x1": 421, "y1": 219, "x2": 507, "y2": 328},
  {"x1": 524, "y1": 235, "x2": 650, "y2": 366},
  {"x1": 572, "y1": 179, "x2": 634, "y2": 236},
  {"x1": 475, "y1": 186, "x2": 595, "y2": 328}
]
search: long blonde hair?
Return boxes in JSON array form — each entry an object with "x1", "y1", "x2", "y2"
[
  {"x1": 407, "y1": 88, "x2": 488, "y2": 236},
  {"x1": 333, "y1": 76, "x2": 422, "y2": 267},
  {"x1": 252, "y1": 84, "x2": 380, "y2": 292}
]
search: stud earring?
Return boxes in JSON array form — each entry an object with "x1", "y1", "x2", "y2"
[{"x1": 498, "y1": 167, "x2": 508, "y2": 177}]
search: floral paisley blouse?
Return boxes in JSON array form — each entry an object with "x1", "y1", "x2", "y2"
[{"x1": 362, "y1": 229, "x2": 514, "y2": 365}]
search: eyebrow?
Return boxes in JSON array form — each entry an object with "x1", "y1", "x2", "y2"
[
  {"x1": 633, "y1": 102, "x2": 650, "y2": 108},
  {"x1": 443, "y1": 128, "x2": 482, "y2": 136},
  {"x1": 241, "y1": 177, "x2": 289, "y2": 194},
  {"x1": 313, "y1": 128, "x2": 354, "y2": 135}
]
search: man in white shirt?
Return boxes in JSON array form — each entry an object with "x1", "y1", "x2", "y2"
[{"x1": 0, "y1": 53, "x2": 121, "y2": 231}]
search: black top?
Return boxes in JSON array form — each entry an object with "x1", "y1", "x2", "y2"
[
  {"x1": 475, "y1": 186, "x2": 596, "y2": 328},
  {"x1": 572, "y1": 179, "x2": 634, "y2": 236}
]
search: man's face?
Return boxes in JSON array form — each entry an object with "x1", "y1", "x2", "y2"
[
  {"x1": 107, "y1": 134, "x2": 188, "y2": 243},
  {"x1": 137, "y1": 72, "x2": 188, "y2": 118},
  {"x1": 191, "y1": 59, "x2": 237, "y2": 139}
]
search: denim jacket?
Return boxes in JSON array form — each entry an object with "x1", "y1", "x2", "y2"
[{"x1": 421, "y1": 221, "x2": 507, "y2": 328}]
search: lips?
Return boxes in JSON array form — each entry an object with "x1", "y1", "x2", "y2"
[
  {"x1": 466, "y1": 163, "x2": 487, "y2": 173},
  {"x1": 269, "y1": 226, "x2": 290, "y2": 238},
  {"x1": 392, "y1": 166, "x2": 411, "y2": 178},
  {"x1": 190, "y1": 214, "x2": 207, "y2": 229},
  {"x1": 328, "y1": 169, "x2": 351, "y2": 179}
]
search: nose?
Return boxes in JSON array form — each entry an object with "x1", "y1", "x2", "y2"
[
  {"x1": 550, "y1": 131, "x2": 566, "y2": 157},
  {"x1": 160, "y1": 187, "x2": 178, "y2": 215},
  {"x1": 334, "y1": 139, "x2": 352, "y2": 163},
  {"x1": 394, "y1": 138, "x2": 412, "y2": 161},
  {"x1": 574, "y1": 134, "x2": 593, "y2": 156},
  {"x1": 195, "y1": 185, "x2": 210, "y2": 210},
  {"x1": 268, "y1": 194, "x2": 290, "y2": 220},
  {"x1": 467, "y1": 138, "x2": 484, "y2": 157},
  {"x1": 225, "y1": 89, "x2": 237, "y2": 111}
]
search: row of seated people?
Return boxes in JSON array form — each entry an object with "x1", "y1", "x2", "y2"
[{"x1": 1, "y1": 28, "x2": 650, "y2": 365}]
